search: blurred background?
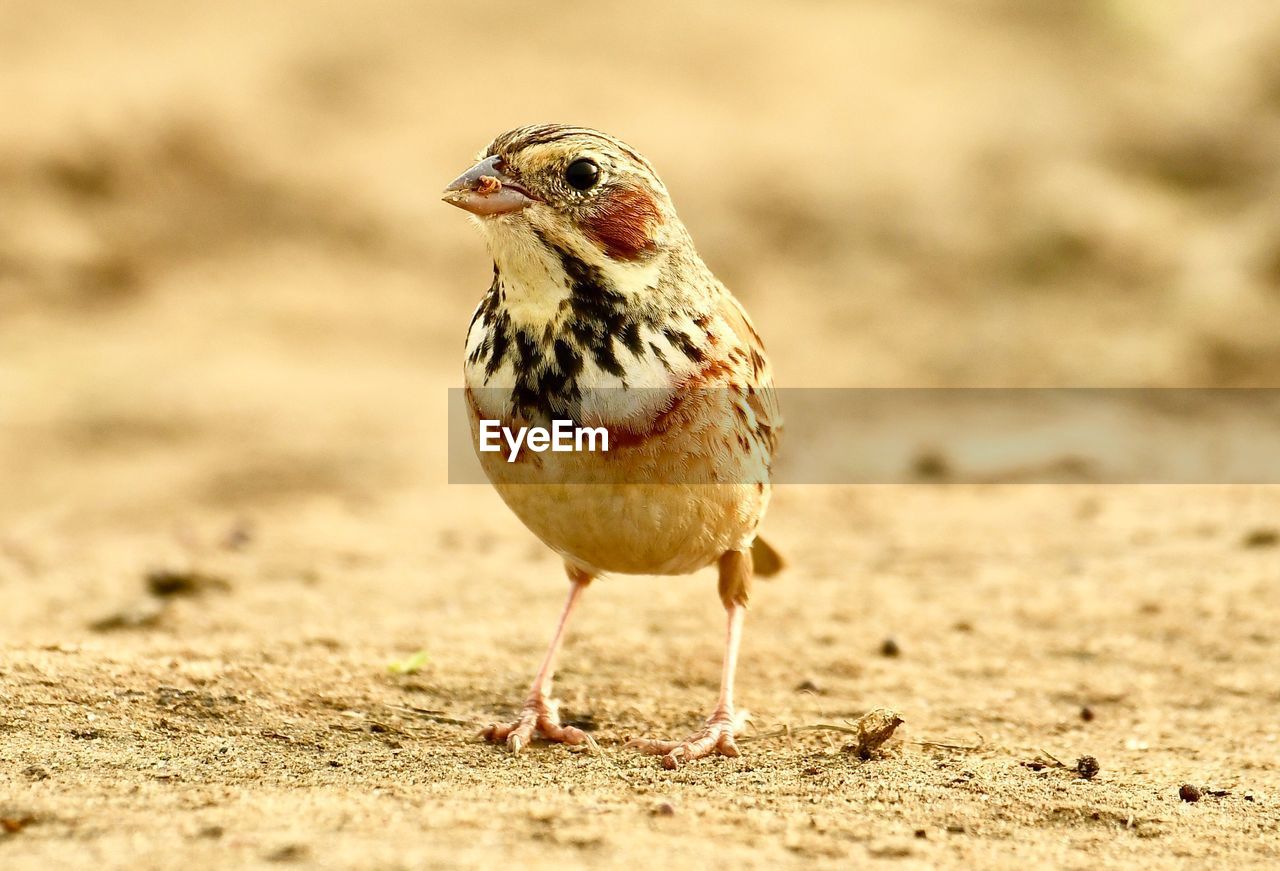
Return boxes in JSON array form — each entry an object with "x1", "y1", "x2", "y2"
[{"x1": 2, "y1": 0, "x2": 1279, "y2": 524}]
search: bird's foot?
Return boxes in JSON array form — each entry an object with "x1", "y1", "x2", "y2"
[
  {"x1": 480, "y1": 696, "x2": 589, "y2": 754},
  {"x1": 627, "y1": 708, "x2": 749, "y2": 769}
]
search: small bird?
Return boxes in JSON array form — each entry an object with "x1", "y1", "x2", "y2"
[{"x1": 443, "y1": 124, "x2": 782, "y2": 768}]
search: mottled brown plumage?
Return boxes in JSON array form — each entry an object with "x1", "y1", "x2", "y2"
[{"x1": 443, "y1": 124, "x2": 781, "y2": 767}]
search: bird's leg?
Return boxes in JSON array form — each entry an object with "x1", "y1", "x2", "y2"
[
  {"x1": 629, "y1": 549, "x2": 752, "y2": 769},
  {"x1": 481, "y1": 565, "x2": 593, "y2": 753}
]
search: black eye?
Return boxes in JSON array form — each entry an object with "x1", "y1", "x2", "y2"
[{"x1": 564, "y1": 158, "x2": 599, "y2": 191}]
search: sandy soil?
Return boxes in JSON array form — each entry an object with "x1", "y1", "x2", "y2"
[{"x1": 3, "y1": 1, "x2": 1280, "y2": 868}]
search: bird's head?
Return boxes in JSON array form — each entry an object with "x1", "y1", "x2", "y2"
[{"x1": 443, "y1": 125, "x2": 684, "y2": 267}]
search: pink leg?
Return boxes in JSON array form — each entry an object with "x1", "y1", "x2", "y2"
[
  {"x1": 482, "y1": 566, "x2": 592, "y2": 753},
  {"x1": 629, "y1": 550, "x2": 752, "y2": 769},
  {"x1": 717, "y1": 602, "x2": 746, "y2": 716}
]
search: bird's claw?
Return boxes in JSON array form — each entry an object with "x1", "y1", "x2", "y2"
[
  {"x1": 481, "y1": 697, "x2": 589, "y2": 754},
  {"x1": 627, "y1": 708, "x2": 749, "y2": 769}
]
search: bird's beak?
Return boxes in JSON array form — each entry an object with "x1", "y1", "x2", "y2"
[{"x1": 441, "y1": 155, "x2": 535, "y2": 217}]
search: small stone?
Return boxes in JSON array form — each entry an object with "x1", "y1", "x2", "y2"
[
  {"x1": 146, "y1": 568, "x2": 230, "y2": 598},
  {"x1": 1242, "y1": 528, "x2": 1279, "y2": 549},
  {"x1": 1079, "y1": 706, "x2": 1095, "y2": 722},
  {"x1": 1179, "y1": 784, "x2": 1202, "y2": 802},
  {"x1": 1075, "y1": 756, "x2": 1100, "y2": 780},
  {"x1": 912, "y1": 450, "x2": 951, "y2": 481},
  {"x1": 265, "y1": 844, "x2": 309, "y2": 863},
  {"x1": 652, "y1": 801, "x2": 676, "y2": 817},
  {"x1": 1, "y1": 817, "x2": 36, "y2": 834},
  {"x1": 879, "y1": 638, "x2": 901, "y2": 658}
]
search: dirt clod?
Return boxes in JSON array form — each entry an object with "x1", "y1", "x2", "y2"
[
  {"x1": 1, "y1": 817, "x2": 37, "y2": 835},
  {"x1": 912, "y1": 449, "x2": 952, "y2": 481},
  {"x1": 265, "y1": 844, "x2": 310, "y2": 863},
  {"x1": 146, "y1": 568, "x2": 231, "y2": 597},
  {"x1": 1075, "y1": 756, "x2": 1100, "y2": 780},
  {"x1": 1242, "y1": 528, "x2": 1279, "y2": 549}
]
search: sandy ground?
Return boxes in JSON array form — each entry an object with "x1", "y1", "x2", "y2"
[{"x1": 3, "y1": 1, "x2": 1280, "y2": 868}]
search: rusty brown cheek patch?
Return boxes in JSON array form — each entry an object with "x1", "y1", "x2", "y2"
[{"x1": 582, "y1": 187, "x2": 661, "y2": 261}]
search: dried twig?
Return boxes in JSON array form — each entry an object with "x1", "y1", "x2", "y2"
[
  {"x1": 913, "y1": 733, "x2": 986, "y2": 752},
  {"x1": 1039, "y1": 748, "x2": 1066, "y2": 767},
  {"x1": 739, "y1": 723, "x2": 868, "y2": 742},
  {"x1": 739, "y1": 708, "x2": 904, "y2": 759},
  {"x1": 1022, "y1": 748, "x2": 1100, "y2": 780},
  {"x1": 382, "y1": 704, "x2": 475, "y2": 727}
]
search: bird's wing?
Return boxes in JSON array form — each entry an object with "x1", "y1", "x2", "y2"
[
  {"x1": 718, "y1": 291, "x2": 785, "y2": 575},
  {"x1": 717, "y1": 291, "x2": 782, "y2": 460}
]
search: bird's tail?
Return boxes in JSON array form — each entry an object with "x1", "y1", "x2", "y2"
[{"x1": 751, "y1": 536, "x2": 785, "y2": 577}]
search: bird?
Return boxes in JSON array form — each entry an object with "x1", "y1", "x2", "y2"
[{"x1": 442, "y1": 124, "x2": 782, "y2": 768}]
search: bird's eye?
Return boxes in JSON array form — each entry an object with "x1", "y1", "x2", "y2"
[{"x1": 564, "y1": 158, "x2": 600, "y2": 191}]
